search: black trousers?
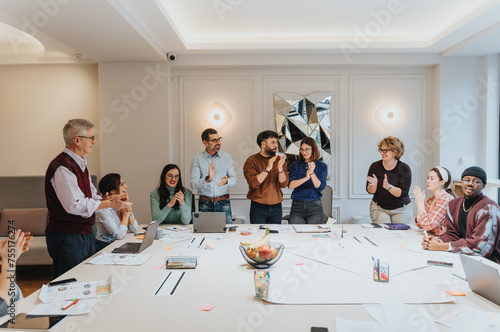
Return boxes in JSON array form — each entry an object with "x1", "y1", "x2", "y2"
[{"x1": 46, "y1": 232, "x2": 95, "y2": 279}]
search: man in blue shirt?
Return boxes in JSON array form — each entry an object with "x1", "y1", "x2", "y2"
[{"x1": 190, "y1": 128, "x2": 238, "y2": 224}]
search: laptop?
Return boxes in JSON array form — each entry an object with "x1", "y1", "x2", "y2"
[
  {"x1": 192, "y1": 212, "x2": 226, "y2": 233},
  {"x1": 111, "y1": 220, "x2": 161, "y2": 253},
  {"x1": 460, "y1": 254, "x2": 500, "y2": 306}
]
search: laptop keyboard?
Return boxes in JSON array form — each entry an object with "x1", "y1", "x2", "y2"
[{"x1": 112, "y1": 242, "x2": 141, "y2": 253}]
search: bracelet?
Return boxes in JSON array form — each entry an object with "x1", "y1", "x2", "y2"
[
  {"x1": 263, "y1": 169, "x2": 270, "y2": 173},
  {"x1": 387, "y1": 185, "x2": 392, "y2": 191}
]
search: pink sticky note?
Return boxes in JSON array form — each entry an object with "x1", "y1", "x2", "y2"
[
  {"x1": 295, "y1": 263, "x2": 305, "y2": 266},
  {"x1": 152, "y1": 265, "x2": 163, "y2": 270},
  {"x1": 164, "y1": 246, "x2": 174, "y2": 250},
  {"x1": 197, "y1": 304, "x2": 215, "y2": 312}
]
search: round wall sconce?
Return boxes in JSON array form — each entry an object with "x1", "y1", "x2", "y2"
[
  {"x1": 374, "y1": 103, "x2": 402, "y2": 131},
  {"x1": 205, "y1": 102, "x2": 232, "y2": 131}
]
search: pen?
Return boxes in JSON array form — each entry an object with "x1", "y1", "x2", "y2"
[
  {"x1": 424, "y1": 230, "x2": 429, "y2": 241},
  {"x1": 341, "y1": 226, "x2": 343, "y2": 238},
  {"x1": 377, "y1": 259, "x2": 380, "y2": 280},
  {"x1": 61, "y1": 299, "x2": 78, "y2": 311},
  {"x1": 199, "y1": 237, "x2": 205, "y2": 248}
]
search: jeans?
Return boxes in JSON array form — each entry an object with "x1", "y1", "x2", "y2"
[
  {"x1": 199, "y1": 198, "x2": 233, "y2": 224},
  {"x1": 369, "y1": 201, "x2": 413, "y2": 224},
  {"x1": 288, "y1": 199, "x2": 324, "y2": 224},
  {"x1": 249, "y1": 201, "x2": 282, "y2": 224}
]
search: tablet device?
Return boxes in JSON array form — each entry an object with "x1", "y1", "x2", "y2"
[{"x1": 0, "y1": 314, "x2": 67, "y2": 330}]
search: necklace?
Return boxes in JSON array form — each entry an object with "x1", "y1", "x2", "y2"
[{"x1": 462, "y1": 199, "x2": 472, "y2": 213}]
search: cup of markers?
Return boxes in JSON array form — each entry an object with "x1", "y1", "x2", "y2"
[
  {"x1": 372, "y1": 257, "x2": 389, "y2": 282},
  {"x1": 254, "y1": 270, "x2": 270, "y2": 299}
]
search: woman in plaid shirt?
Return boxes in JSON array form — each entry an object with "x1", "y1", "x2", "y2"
[{"x1": 413, "y1": 166, "x2": 455, "y2": 236}]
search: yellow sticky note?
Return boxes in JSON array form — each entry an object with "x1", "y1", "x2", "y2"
[{"x1": 445, "y1": 289, "x2": 466, "y2": 296}]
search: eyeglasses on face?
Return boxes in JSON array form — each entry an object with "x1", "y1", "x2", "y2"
[
  {"x1": 166, "y1": 175, "x2": 180, "y2": 180},
  {"x1": 462, "y1": 177, "x2": 482, "y2": 186},
  {"x1": 207, "y1": 137, "x2": 223, "y2": 143},
  {"x1": 378, "y1": 149, "x2": 393, "y2": 154},
  {"x1": 300, "y1": 148, "x2": 312, "y2": 153},
  {"x1": 76, "y1": 136, "x2": 95, "y2": 141}
]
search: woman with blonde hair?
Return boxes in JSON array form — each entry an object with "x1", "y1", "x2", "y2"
[{"x1": 366, "y1": 136, "x2": 412, "y2": 224}]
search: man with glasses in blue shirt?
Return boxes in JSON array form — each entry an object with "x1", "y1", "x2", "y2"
[
  {"x1": 422, "y1": 166, "x2": 500, "y2": 264},
  {"x1": 190, "y1": 128, "x2": 238, "y2": 224}
]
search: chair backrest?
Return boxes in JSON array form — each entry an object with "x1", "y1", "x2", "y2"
[{"x1": 321, "y1": 185, "x2": 333, "y2": 223}]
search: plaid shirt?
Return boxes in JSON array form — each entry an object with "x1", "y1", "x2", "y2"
[{"x1": 416, "y1": 192, "x2": 454, "y2": 236}]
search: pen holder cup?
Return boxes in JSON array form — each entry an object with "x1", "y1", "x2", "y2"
[
  {"x1": 254, "y1": 277, "x2": 270, "y2": 299},
  {"x1": 373, "y1": 261, "x2": 389, "y2": 282}
]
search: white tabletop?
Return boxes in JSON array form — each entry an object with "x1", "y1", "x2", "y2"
[{"x1": 7, "y1": 224, "x2": 500, "y2": 331}]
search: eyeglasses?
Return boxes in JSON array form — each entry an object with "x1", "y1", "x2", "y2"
[
  {"x1": 300, "y1": 148, "x2": 312, "y2": 153},
  {"x1": 462, "y1": 177, "x2": 483, "y2": 186},
  {"x1": 166, "y1": 175, "x2": 179, "y2": 180},
  {"x1": 378, "y1": 149, "x2": 393, "y2": 154},
  {"x1": 207, "y1": 137, "x2": 223, "y2": 143},
  {"x1": 76, "y1": 136, "x2": 95, "y2": 141}
]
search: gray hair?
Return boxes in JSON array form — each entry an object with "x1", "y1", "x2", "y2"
[{"x1": 63, "y1": 119, "x2": 94, "y2": 147}]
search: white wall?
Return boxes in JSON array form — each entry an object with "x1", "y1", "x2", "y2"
[
  {"x1": 98, "y1": 63, "x2": 170, "y2": 224},
  {"x1": 0, "y1": 64, "x2": 99, "y2": 176}
]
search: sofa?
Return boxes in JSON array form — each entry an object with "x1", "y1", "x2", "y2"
[{"x1": 0, "y1": 175, "x2": 97, "y2": 266}]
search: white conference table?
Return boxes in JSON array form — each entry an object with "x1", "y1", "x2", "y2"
[{"x1": 7, "y1": 224, "x2": 500, "y2": 331}]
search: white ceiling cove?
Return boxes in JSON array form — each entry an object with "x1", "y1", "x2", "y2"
[{"x1": 0, "y1": 0, "x2": 499, "y2": 64}]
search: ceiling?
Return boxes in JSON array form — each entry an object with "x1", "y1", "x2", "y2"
[{"x1": 1, "y1": 0, "x2": 500, "y2": 65}]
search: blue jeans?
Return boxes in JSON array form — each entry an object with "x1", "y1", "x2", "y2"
[
  {"x1": 288, "y1": 199, "x2": 324, "y2": 224},
  {"x1": 199, "y1": 198, "x2": 233, "y2": 224},
  {"x1": 249, "y1": 201, "x2": 282, "y2": 224}
]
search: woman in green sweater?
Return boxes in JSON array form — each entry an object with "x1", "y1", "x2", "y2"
[{"x1": 150, "y1": 164, "x2": 193, "y2": 224}]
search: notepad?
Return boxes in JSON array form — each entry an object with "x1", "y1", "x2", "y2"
[{"x1": 166, "y1": 257, "x2": 198, "y2": 269}]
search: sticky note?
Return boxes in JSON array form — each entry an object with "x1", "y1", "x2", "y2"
[
  {"x1": 197, "y1": 304, "x2": 215, "y2": 312},
  {"x1": 445, "y1": 289, "x2": 466, "y2": 296},
  {"x1": 164, "y1": 246, "x2": 174, "y2": 250},
  {"x1": 136, "y1": 235, "x2": 144, "y2": 240},
  {"x1": 397, "y1": 245, "x2": 406, "y2": 248},
  {"x1": 295, "y1": 263, "x2": 305, "y2": 266},
  {"x1": 152, "y1": 265, "x2": 163, "y2": 270}
]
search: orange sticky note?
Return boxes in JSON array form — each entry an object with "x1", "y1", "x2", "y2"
[
  {"x1": 397, "y1": 245, "x2": 406, "y2": 248},
  {"x1": 136, "y1": 235, "x2": 144, "y2": 240},
  {"x1": 445, "y1": 289, "x2": 466, "y2": 296},
  {"x1": 164, "y1": 246, "x2": 174, "y2": 250},
  {"x1": 197, "y1": 304, "x2": 215, "y2": 312}
]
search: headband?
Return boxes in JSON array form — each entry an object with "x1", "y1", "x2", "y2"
[{"x1": 434, "y1": 166, "x2": 449, "y2": 186}]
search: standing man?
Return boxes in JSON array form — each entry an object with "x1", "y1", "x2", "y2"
[
  {"x1": 422, "y1": 166, "x2": 500, "y2": 264},
  {"x1": 190, "y1": 128, "x2": 238, "y2": 224},
  {"x1": 45, "y1": 119, "x2": 128, "y2": 278},
  {"x1": 243, "y1": 130, "x2": 289, "y2": 224}
]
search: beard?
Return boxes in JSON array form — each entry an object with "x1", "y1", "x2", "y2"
[{"x1": 265, "y1": 146, "x2": 276, "y2": 156}]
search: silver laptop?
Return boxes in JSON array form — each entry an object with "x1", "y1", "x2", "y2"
[
  {"x1": 192, "y1": 212, "x2": 226, "y2": 233},
  {"x1": 460, "y1": 254, "x2": 500, "y2": 306},
  {"x1": 112, "y1": 220, "x2": 161, "y2": 253}
]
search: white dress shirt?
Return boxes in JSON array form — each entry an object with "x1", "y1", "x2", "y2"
[
  {"x1": 50, "y1": 148, "x2": 101, "y2": 218},
  {"x1": 190, "y1": 150, "x2": 237, "y2": 197}
]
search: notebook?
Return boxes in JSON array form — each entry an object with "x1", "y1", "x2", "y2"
[
  {"x1": 460, "y1": 254, "x2": 500, "y2": 306},
  {"x1": 111, "y1": 220, "x2": 161, "y2": 253},
  {"x1": 382, "y1": 223, "x2": 410, "y2": 230},
  {"x1": 192, "y1": 212, "x2": 226, "y2": 233}
]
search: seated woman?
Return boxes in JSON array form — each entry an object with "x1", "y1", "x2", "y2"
[
  {"x1": 366, "y1": 136, "x2": 412, "y2": 224},
  {"x1": 95, "y1": 173, "x2": 137, "y2": 252},
  {"x1": 413, "y1": 166, "x2": 455, "y2": 236},
  {"x1": 150, "y1": 164, "x2": 193, "y2": 225},
  {"x1": 288, "y1": 137, "x2": 328, "y2": 224}
]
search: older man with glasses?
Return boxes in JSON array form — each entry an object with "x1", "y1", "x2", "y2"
[
  {"x1": 45, "y1": 119, "x2": 129, "y2": 278},
  {"x1": 190, "y1": 128, "x2": 238, "y2": 224},
  {"x1": 422, "y1": 166, "x2": 500, "y2": 264}
]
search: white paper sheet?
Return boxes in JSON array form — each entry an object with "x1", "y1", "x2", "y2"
[
  {"x1": 88, "y1": 252, "x2": 153, "y2": 265},
  {"x1": 39, "y1": 277, "x2": 111, "y2": 303},
  {"x1": 28, "y1": 299, "x2": 99, "y2": 316},
  {"x1": 336, "y1": 317, "x2": 384, "y2": 332},
  {"x1": 435, "y1": 305, "x2": 500, "y2": 330},
  {"x1": 381, "y1": 304, "x2": 439, "y2": 332}
]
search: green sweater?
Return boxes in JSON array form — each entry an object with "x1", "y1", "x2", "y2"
[{"x1": 150, "y1": 187, "x2": 193, "y2": 225}]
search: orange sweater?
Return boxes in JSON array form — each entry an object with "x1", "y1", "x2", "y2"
[{"x1": 243, "y1": 153, "x2": 288, "y2": 205}]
